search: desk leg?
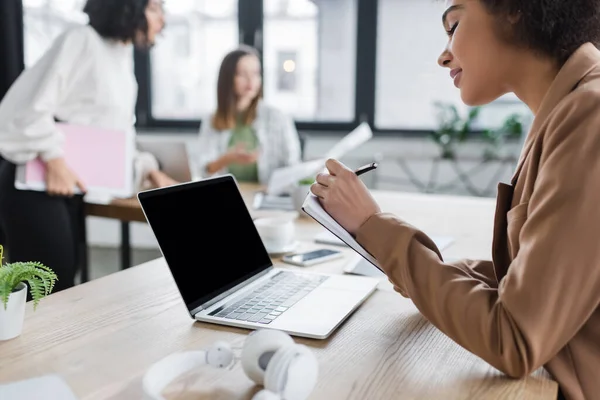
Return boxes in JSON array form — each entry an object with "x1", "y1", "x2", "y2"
[
  {"x1": 120, "y1": 221, "x2": 131, "y2": 270},
  {"x1": 80, "y1": 217, "x2": 89, "y2": 283}
]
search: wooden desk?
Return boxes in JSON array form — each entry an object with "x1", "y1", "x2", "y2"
[
  {"x1": 6, "y1": 188, "x2": 558, "y2": 399},
  {"x1": 84, "y1": 198, "x2": 145, "y2": 277}
]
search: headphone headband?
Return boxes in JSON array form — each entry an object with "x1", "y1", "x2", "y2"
[{"x1": 141, "y1": 329, "x2": 317, "y2": 400}]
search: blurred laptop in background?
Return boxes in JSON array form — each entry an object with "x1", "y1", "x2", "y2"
[{"x1": 137, "y1": 139, "x2": 193, "y2": 183}]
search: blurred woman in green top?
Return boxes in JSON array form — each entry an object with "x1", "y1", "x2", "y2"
[{"x1": 196, "y1": 45, "x2": 302, "y2": 184}]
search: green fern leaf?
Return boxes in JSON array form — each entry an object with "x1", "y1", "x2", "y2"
[
  {"x1": 27, "y1": 278, "x2": 44, "y2": 310},
  {"x1": 0, "y1": 260, "x2": 58, "y2": 311}
]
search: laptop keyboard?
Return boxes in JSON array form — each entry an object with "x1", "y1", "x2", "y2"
[{"x1": 208, "y1": 271, "x2": 328, "y2": 324}]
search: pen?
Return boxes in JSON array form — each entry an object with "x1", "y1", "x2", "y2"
[{"x1": 354, "y1": 162, "x2": 378, "y2": 176}]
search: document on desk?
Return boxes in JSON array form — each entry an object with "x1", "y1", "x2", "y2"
[
  {"x1": 253, "y1": 191, "x2": 295, "y2": 211},
  {"x1": 266, "y1": 122, "x2": 373, "y2": 196},
  {"x1": 0, "y1": 374, "x2": 78, "y2": 400},
  {"x1": 266, "y1": 158, "x2": 326, "y2": 196},
  {"x1": 302, "y1": 193, "x2": 381, "y2": 270}
]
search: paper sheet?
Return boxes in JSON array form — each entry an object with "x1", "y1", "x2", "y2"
[
  {"x1": 0, "y1": 374, "x2": 78, "y2": 400},
  {"x1": 266, "y1": 122, "x2": 374, "y2": 196},
  {"x1": 253, "y1": 192, "x2": 294, "y2": 211},
  {"x1": 266, "y1": 159, "x2": 326, "y2": 196},
  {"x1": 343, "y1": 254, "x2": 385, "y2": 277},
  {"x1": 324, "y1": 122, "x2": 373, "y2": 159}
]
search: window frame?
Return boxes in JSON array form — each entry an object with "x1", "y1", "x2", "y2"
[
  {"x1": 14, "y1": 0, "x2": 504, "y2": 137},
  {"x1": 134, "y1": 0, "x2": 404, "y2": 135},
  {"x1": 131, "y1": 0, "x2": 494, "y2": 137}
]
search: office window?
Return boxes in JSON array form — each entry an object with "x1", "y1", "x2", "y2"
[
  {"x1": 375, "y1": 0, "x2": 529, "y2": 130},
  {"x1": 23, "y1": 0, "x2": 87, "y2": 67},
  {"x1": 150, "y1": 0, "x2": 238, "y2": 120},
  {"x1": 263, "y1": 0, "x2": 357, "y2": 122},
  {"x1": 277, "y1": 51, "x2": 297, "y2": 91}
]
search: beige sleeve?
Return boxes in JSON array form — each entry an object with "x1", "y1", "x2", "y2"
[{"x1": 355, "y1": 91, "x2": 600, "y2": 378}]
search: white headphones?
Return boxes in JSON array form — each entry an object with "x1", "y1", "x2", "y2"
[{"x1": 142, "y1": 329, "x2": 318, "y2": 400}]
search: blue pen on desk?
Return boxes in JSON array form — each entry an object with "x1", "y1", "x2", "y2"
[{"x1": 354, "y1": 162, "x2": 378, "y2": 176}]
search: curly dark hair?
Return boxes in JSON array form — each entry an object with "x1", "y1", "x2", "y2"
[
  {"x1": 83, "y1": 0, "x2": 151, "y2": 47},
  {"x1": 480, "y1": 0, "x2": 600, "y2": 65}
]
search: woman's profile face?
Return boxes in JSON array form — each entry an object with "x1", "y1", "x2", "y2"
[
  {"x1": 145, "y1": 0, "x2": 165, "y2": 45},
  {"x1": 234, "y1": 55, "x2": 263, "y2": 102},
  {"x1": 437, "y1": 0, "x2": 518, "y2": 105}
]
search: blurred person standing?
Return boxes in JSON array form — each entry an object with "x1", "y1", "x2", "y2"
[{"x1": 0, "y1": 0, "x2": 176, "y2": 292}]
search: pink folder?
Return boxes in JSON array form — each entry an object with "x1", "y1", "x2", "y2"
[{"x1": 14, "y1": 123, "x2": 133, "y2": 197}]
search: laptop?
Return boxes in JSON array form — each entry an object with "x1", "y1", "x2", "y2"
[
  {"x1": 137, "y1": 139, "x2": 193, "y2": 183},
  {"x1": 137, "y1": 174, "x2": 379, "y2": 339}
]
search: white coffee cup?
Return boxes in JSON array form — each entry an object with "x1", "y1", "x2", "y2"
[{"x1": 254, "y1": 217, "x2": 295, "y2": 253}]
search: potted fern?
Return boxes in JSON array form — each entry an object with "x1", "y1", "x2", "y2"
[{"x1": 0, "y1": 245, "x2": 57, "y2": 340}]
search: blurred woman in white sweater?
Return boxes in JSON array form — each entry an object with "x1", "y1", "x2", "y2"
[
  {"x1": 0, "y1": 0, "x2": 176, "y2": 292},
  {"x1": 196, "y1": 45, "x2": 302, "y2": 185}
]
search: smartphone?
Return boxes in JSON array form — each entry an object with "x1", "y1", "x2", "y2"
[{"x1": 282, "y1": 248, "x2": 344, "y2": 267}]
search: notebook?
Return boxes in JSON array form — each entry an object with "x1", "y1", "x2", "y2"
[
  {"x1": 14, "y1": 123, "x2": 134, "y2": 198},
  {"x1": 301, "y1": 193, "x2": 381, "y2": 270}
]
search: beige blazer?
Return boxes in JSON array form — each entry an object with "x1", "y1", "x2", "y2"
[{"x1": 357, "y1": 42, "x2": 600, "y2": 400}]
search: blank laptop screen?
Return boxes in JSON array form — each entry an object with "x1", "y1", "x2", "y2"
[{"x1": 138, "y1": 175, "x2": 272, "y2": 313}]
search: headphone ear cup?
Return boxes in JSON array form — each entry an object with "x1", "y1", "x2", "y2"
[
  {"x1": 264, "y1": 345, "x2": 297, "y2": 394},
  {"x1": 264, "y1": 344, "x2": 318, "y2": 400},
  {"x1": 241, "y1": 329, "x2": 294, "y2": 385}
]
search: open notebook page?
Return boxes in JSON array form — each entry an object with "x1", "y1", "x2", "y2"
[{"x1": 302, "y1": 193, "x2": 381, "y2": 270}]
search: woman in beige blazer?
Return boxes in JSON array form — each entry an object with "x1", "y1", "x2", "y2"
[{"x1": 311, "y1": 1, "x2": 600, "y2": 399}]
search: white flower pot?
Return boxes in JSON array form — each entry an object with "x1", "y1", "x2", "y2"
[{"x1": 0, "y1": 282, "x2": 27, "y2": 341}]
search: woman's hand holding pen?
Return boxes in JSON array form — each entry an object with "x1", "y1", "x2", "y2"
[
  {"x1": 45, "y1": 157, "x2": 86, "y2": 197},
  {"x1": 310, "y1": 159, "x2": 381, "y2": 235}
]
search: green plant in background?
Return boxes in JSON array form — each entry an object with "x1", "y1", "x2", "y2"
[
  {"x1": 431, "y1": 101, "x2": 481, "y2": 159},
  {"x1": 298, "y1": 176, "x2": 315, "y2": 185},
  {"x1": 432, "y1": 101, "x2": 526, "y2": 160},
  {"x1": 0, "y1": 245, "x2": 57, "y2": 310},
  {"x1": 481, "y1": 113, "x2": 525, "y2": 160}
]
